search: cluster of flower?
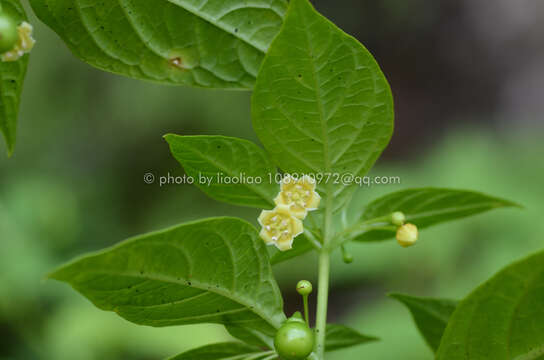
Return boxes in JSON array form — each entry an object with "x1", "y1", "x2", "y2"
[
  {"x1": 258, "y1": 175, "x2": 321, "y2": 251},
  {"x1": 0, "y1": 19, "x2": 35, "y2": 62}
]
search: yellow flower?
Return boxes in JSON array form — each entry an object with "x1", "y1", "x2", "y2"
[
  {"x1": 2, "y1": 22, "x2": 35, "y2": 62},
  {"x1": 274, "y1": 175, "x2": 320, "y2": 219},
  {"x1": 258, "y1": 204, "x2": 304, "y2": 251},
  {"x1": 396, "y1": 223, "x2": 418, "y2": 248}
]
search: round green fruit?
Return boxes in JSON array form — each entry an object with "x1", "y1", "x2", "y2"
[
  {"x1": 296, "y1": 280, "x2": 313, "y2": 296},
  {"x1": 274, "y1": 313, "x2": 314, "y2": 360},
  {"x1": 0, "y1": 13, "x2": 18, "y2": 54},
  {"x1": 343, "y1": 252, "x2": 354, "y2": 264}
]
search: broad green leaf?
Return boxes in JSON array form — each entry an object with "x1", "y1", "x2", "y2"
[
  {"x1": 0, "y1": 0, "x2": 29, "y2": 156},
  {"x1": 325, "y1": 324, "x2": 378, "y2": 352},
  {"x1": 167, "y1": 342, "x2": 275, "y2": 360},
  {"x1": 165, "y1": 134, "x2": 278, "y2": 209},
  {"x1": 437, "y1": 250, "x2": 544, "y2": 360},
  {"x1": 29, "y1": 0, "x2": 287, "y2": 88},
  {"x1": 270, "y1": 233, "x2": 314, "y2": 265},
  {"x1": 225, "y1": 324, "x2": 274, "y2": 349},
  {"x1": 355, "y1": 188, "x2": 519, "y2": 242},
  {"x1": 50, "y1": 217, "x2": 286, "y2": 333},
  {"x1": 251, "y1": 0, "x2": 394, "y2": 207},
  {"x1": 389, "y1": 293, "x2": 457, "y2": 353}
]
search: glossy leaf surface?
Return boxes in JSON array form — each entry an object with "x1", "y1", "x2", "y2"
[
  {"x1": 252, "y1": 0, "x2": 394, "y2": 206},
  {"x1": 50, "y1": 218, "x2": 286, "y2": 333},
  {"x1": 30, "y1": 0, "x2": 287, "y2": 88}
]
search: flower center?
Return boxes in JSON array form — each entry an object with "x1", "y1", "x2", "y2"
[
  {"x1": 265, "y1": 214, "x2": 293, "y2": 242},
  {"x1": 284, "y1": 187, "x2": 312, "y2": 208}
]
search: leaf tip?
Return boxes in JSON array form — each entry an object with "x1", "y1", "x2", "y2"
[
  {"x1": 510, "y1": 201, "x2": 525, "y2": 209},
  {"x1": 163, "y1": 133, "x2": 183, "y2": 147},
  {"x1": 387, "y1": 292, "x2": 414, "y2": 306},
  {"x1": 387, "y1": 292, "x2": 403, "y2": 301},
  {"x1": 494, "y1": 198, "x2": 524, "y2": 210},
  {"x1": 2, "y1": 132, "x2": 15, "y2": 157},
  {"x1": 45, "y1": 267, "x2": 63, "y2": 281}
]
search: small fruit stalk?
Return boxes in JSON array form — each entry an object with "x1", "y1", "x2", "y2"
[
  {"x1": 296, "y1": 280, "x2": 312, "y2": 325},
  {"x1": 274, "y1": 281, "x2": 315, "y2": 360},
  {"x1": 0, "y1": 6, "x2": 35, "y2": 62}
]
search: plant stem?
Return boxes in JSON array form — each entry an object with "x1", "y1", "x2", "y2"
[
  {"x1": 314, "y1": 188, "x2": 334, "y2": 359},
  {"x1": 315, "y1": 250, "x2": 330, "y2": 358},
  {"x1": 303, "y1": 293, "x2": 310, "y2": 326}
]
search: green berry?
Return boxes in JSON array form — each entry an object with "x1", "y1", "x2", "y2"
[
  {"x1": 274, "y1": 312, "x2": 315, "y2": 360},
  {"x1": 391, "y1": 211, "x2": 406, "y2": 226},
  {"x1": 0, "y1": 13, "x2": 18, "y2": 54},
  {"x1": 296, "y1": 280, "x2": 313, "y2": 296},
  {"x1": 341, "y1": 245, "x2": 354, "y2": 264},
  {"x1": 343, "y1": 252, "x2": 354, "y2": 264}
]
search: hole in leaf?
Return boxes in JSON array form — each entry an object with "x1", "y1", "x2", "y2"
[{"x1": 170, "y1": 57, "x2": 183, "y2": 69}]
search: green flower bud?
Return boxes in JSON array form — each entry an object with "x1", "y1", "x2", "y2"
[
  {"x1": 0, "y1": 13, "x2": 18, "y2": 54},
  {"x1": 274, "y1": 312, "x2": 315, "y2": 360},
  {"x1": 296, "y1": 280, "x2": 313, "y2": 296},
  {"x1": 391, "y1": 211, "x2": 406, "y2": 226}
]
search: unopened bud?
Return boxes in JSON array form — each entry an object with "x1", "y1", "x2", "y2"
[{"x1": 396, "y1": 223, "x2": 418, "y2": 247}]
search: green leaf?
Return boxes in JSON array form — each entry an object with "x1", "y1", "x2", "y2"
[
  {"x1": 225, "y1": 324, "x2": 274, "y2": 349},
  {"x1": 165, "y1": 134, "x2": 278, "y2": 209},
  {"x1": 355, "y1": 188, "x2": 519, "y2": 242},
  {"x1": 29, "y1": 0, "x2": 287, "y2": 89},
  {"x1": 50, "y1": 217, "x2": 286, "y2": 333},
  {"x1": 389, "y1": 293, "x2": 457, "y2": 353},
  {"x1": 251, "y1": 0, "x2": 394, "y2": 207},
  {"x1": 437, "y1": 250, "x2": 544, "y2": 359},
  {"x1": 325, "y1": 324, "x2": 378, "y2": 352},
  {"x1": 270, "y1": 233, "x2": 314, "y2": 265},
  {"x1": 167, "y1": 342, "x2": 274, "y2": 360},
  {"x1": 0, "y1": 0, "x2": 29, "y2": 156}
]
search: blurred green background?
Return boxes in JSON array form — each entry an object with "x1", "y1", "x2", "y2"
[{"x1": 1, "y1": 1, "x2": 543, "y2": 359}]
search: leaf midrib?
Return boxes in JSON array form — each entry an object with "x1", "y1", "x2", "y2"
[
  {"x1": 364, "y1": 202, "x2": 509, "y2": 224},
  {"x1": 302, "y1": 13, "x2": 332, "y2": 176},
  {"x1": 166, "y1": 0, "x2": 280, "y2": 53},
  {"x1": 405, "y1": 202, "x2": 507, "y2": 222}
]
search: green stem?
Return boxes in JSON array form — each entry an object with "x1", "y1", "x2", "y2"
[
  {"x1": 315, "y1": 250, "x2": 330, "y2": 358},
  {"x1": 314, "y1": 187, "x2": 334, "y2": 359},
  {"x1": 303, "y1": 293, "x2": 310, "y2": 326}
]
